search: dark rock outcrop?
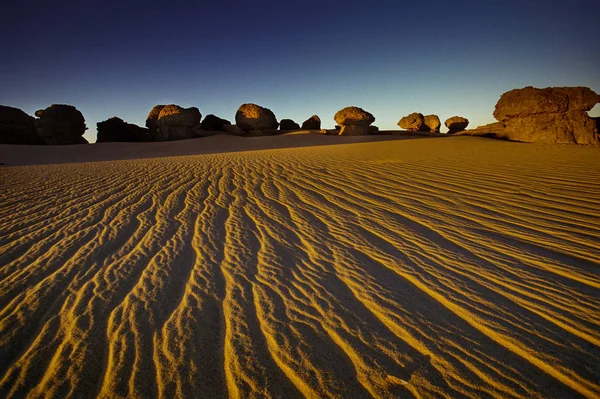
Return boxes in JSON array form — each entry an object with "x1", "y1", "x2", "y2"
[
  {"x1": 301, "y1": 115, "x2": 321, "y2": 130},
  {"x1": 235, "y1": 104, "x2": 278, "y2": 132},
  {"x1": 445, "y1": 116, "x2": 469, "y2": 134},
  {"x1": 280, "y1": 119, "x2": 300, "y2": 130},
  {"x1": 201, "y1": 114, "x2": 231, "y2": 131},
  {"x1": 35, "y1": 104, "x2": 88, "y2": 144},
  {"x1": 492, "y1": 86, "x2": 599, "y2": 144},
  {"x1": 424, "y1": 114, "x2": 441, "y2": 133},
  {"x1": 0, "y1": 106, "x2": 45, "y2": 145},
  {"x1": 146, "y1": 105, "x2": 165, "y2": 138},
  {"x1": 334, "y1": 106, "x2": 375, "y2": 135},
  {"x1": 156, "y1": 105, "x2": 201, "y2": 141},
  {"x1": 96, "y1": 117, "x2": 153, "y2": 143},
  {"x1": 398, "y1": 113, "x2": 426, "y2": 131},
  {"x1": 456, "y1": 122, "x2": 505, "y2": 138}
]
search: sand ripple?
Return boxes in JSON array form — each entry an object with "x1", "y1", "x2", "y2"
[{"x1": 1, "y1": 137, "x2": 599, "y2": 398}]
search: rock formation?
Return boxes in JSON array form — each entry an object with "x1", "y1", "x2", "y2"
[
  {"x1": 492, "y1": 86, "x2": 599, "y2": 144},
  {"x1": 398, "y1": 113, "x2": 426, "y2": 131},
  {"x1": 156, "y1": 105, "x2": 201, "y2": 141},
  {"x1": 201, "y1": 114, "x2": 231, "y2": 131},
  {"x1": 96, "y1": 117, "x2": 153, "y2": 143},
  {"x1": 456, "y1": 122, "x2": 505, "y2": 138},
  {"x1": 35, "y1": 104, "x2": 88, "y2": 144},
  {"x1": 424, "y1": 114, "x2": 441, "y2": 133},
  {"x1": 0, "y1": 105, "x2": 45, "y2": 145},
  {"x1": 445, "y1": 116, "x2": 469, "y2": 134},
  {"x1": 334, "y1": 106, "x2": 375, "y2": 135},
  {"x1": 146, "y1": 105, "x2": 165, "y2": 138},
  {"x1": 301, "y1": 115, "x2": 321, "y2": 130},
  {"x1": 235, "y1": 103, "x2": 278, "y2": 132},
  {"x1": 280, "y1": 119, "x2": 300, "y2": 130}
]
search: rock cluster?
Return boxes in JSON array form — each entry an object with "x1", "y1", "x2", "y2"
[
  {"x1": 398, "y1": 113, "x2": 441, "y2": 132},
  {"x1": 445, "y1": 116, "x2": 469, "y2": 134},
  {"x1": 35, "y1": 104, "x2": 88, "y2": 144},
  {"x1": 155, "y1": 105, "x2": 202, "y2": 141},
  {"x1": 334, "y1": 106, "x2": 376, "y2": 135},
  {"x1": 201, "y1": 114, "x2": 231, "y2": 131},
  {"x1": 280, "y1": 119, "x2": 300, "y2": 130},
  {"x1": 301, "y1": 115, "x2": 321, "y2": 130},
  {"x1": 235, "y1": 103, "x2": 278, "y2": 132},
  {"x1": 96, "y1": 117, "x2": 153, "y2": 143},
  {"x1": 492, "y1": 86, "x2": 599, "y2": 144},
  {"x1": 0, "y1": 106, "x2": 45, "y2": 145}
]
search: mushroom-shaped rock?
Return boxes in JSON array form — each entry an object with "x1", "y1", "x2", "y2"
[
  {"x1": 424, "y1": 114, "x2": 441, "y2": 133},
  {"x1": 301, "y1": 115, "x2": 321, "y2": 130},
  {"x1": 0, "y1": 105, "x2": 45, "y2": 145},
  {"x1": 334, "y1": 106, "x2": 375, "y2": 126},
  {"x1": 35, "y1": 104, "x2": 88, "y2": 144},
  {"x1": 445, "y1": 116, "x2": 469, "y2": 134},
  {"x1": 201, "y1": 114, "x2": 231, "y2": 131},
  {"x1": 398, "y1": 112, "x2": 426, "y2": 131},
  {"x1": 156, "y1": 105, "x2": 202, "y2": 141},
  {"x1": 492, "y1": 86, "x2": 599, "y2": 144},
  {"x1": 235, "y1": 103, "x2": 278, "y2": 132},
  {"x1": 280, "y1": 119, "x2": 300, "y2": 130},
  {"x1": 97, "y1": 117, "x2": 153, "y2": 143}
]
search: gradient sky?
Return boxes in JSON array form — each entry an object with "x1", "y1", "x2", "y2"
[{"x1": 1, "y1": 0, "x2": 599, "y2": 142}]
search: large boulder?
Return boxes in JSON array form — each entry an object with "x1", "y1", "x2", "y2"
[
  {"x1": 201, "y1": 114, "x2": 231, "y2": 131},
  {"x1": 156, "y1": 105, "x2": 201, "y2": 141},
  {"x1": 492, "y1": 86, "x2": 599, "y2": 144},
  {"x1": 35, "y1": 104, "x2": 88, "y2": 144},
  {"x1": 301, "y1": 115, "x2": 321, "y2": 130},
  {"x1": 0, "y1": 106, "x2": 45, "y2": 145},
  {"x1": 398, "y1": 112, "x2": 426, "y2": 131},
  {"x1": 96, "y1": 117, "x2": 153, "y2": 143},
  {"x1": 146, "y1": 105, "x2": 165, "y2": 137},
  {"x1": 235, "y1": 103, "x2": 278, "y2": 132},
  {"x1": 424, "y1": 114, "x2": 441, "y2": 133},
  {"x1": 445, "y1": 116, "x2": 469, "y2": 134},
  {"x1": 334, "y1": 106, "x2": 375, "y2": 126},
  {"x1": 280, "y1": 119, "x2": 300, "y2": 130}
]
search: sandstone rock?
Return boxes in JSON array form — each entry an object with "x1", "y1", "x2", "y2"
[
  {"x1": 201, "y1": 114, "x2": 231, "y2": 131},
  {"x1": 146, "y1": 105, "x2": 165, "y2": 135},
  {"x1": 492, "y1": 86, "x2": 599, "y2": 144},
  {"x1": 424, "y1": 114, "x2": 441, "y2": 133},
  {"x1": 398, "y1": 113, "x2": 426, "y2": 131},
  {"x1": 301, "y1": 115, "x2": 321, "y2": 130},
  {"x1": 156, "y1": 105, "x2": 202, "y2": 141},
  {"x1": 223, "y1": 124, "x2": 244, "y2": 136},
  {"x1": 235, "y1": 103, "x2": 278, "y2": 131},
  {"x1": 280, "y1": 119, "x2": 300, "y2": 130},
  {"x1": 96, "y1": 117, "x2": 153, "y2": 143},
  {"x1": 0, "y1": 106, "x2": 45, "y2": 145},
  {"x1": 334, "y1": 106, "x2": 375, "y2": 126},
  {"x1": 445, "y1": 116, "x2": 469, "y2": 134},
  {"x1": 455, "y1": 122, "x2": 506, "y2": 138},
  {"x1": 35, "y1": 104, "x2": 88, "y2": 144}
]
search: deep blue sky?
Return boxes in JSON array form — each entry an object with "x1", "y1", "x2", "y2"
[{"x1": 2, "y1": 0, "x2": 599, "y2": 141}]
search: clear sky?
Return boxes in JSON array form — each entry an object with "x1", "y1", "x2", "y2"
[{"x1": 1, "y1": 0, "x2": 599, "y2": 142}]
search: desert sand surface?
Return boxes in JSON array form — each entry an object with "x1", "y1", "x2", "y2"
[
  {"x1": 1, "y1": 136, "x2": 599, "y2": 398},
  {"x1": 0, "y1": 130, "x2": 438, "y2": 167}
]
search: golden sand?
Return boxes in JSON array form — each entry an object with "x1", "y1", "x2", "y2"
[{"x1": 1, "y1": 136, "x2": 599, "y2": 398}]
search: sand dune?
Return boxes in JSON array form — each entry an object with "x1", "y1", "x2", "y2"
[{"x1": 1, "y1": 136, "x2": 599, "y2": 398}]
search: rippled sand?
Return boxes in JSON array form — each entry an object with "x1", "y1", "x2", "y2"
[{"x1": 1, "y1": 136, "x2": 599, "y2": 398}]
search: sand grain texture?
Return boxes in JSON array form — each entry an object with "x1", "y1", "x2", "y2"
[{"x1": 1, "y1": 137, "x2": 599, "y2": 398}]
